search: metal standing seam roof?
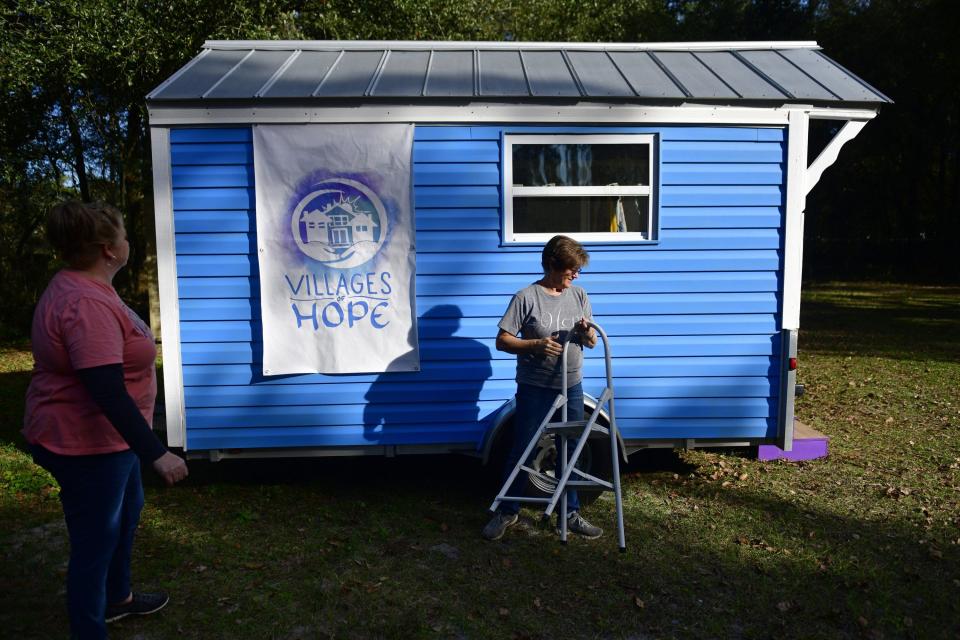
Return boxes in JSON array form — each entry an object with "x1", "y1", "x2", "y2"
[{"x1": 148, "y1": 41, "x2": 891, "y2": 105}]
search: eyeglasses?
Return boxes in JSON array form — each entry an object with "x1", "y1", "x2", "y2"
[{"x1": 565, "y1": 268, "x2": 583, "y2": 277}]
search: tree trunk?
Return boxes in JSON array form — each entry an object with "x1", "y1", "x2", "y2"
[{"x1": 61, "y1": 90, "x2": 90, "y2": 202}]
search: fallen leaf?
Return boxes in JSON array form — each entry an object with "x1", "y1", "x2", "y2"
[
  {"x1": 498, "y1": 607, "x2": 509, "y2": 617},
  {"x1": 633, "y1": 596, "x2": 645, "y2": 610},
  {"x1": 776, "y1": 601, "x2": 792, "y2": 612},
  {"x1": 533, "y1": 598, "x2": 542, "y2": 610}
]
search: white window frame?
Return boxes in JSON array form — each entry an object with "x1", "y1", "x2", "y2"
[{"x1": 503, "y1": 133, "x2": 656, "y2": 244}]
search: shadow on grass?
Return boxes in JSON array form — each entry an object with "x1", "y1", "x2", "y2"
[
  {"x1": 800, "y1": 282, "x2": 960, "y2": 362},
  {"x1": 5, "y1": 432, "x2": 959, "y2": 638}
]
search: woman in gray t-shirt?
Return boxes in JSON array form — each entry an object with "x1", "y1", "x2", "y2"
[{"x1": 482, "y1": 235, "x2": 603, "y2": 541}]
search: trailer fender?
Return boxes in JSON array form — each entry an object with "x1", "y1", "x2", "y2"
[{"x1": 480, "y1": 393, "x2": 627, "y2": 466}]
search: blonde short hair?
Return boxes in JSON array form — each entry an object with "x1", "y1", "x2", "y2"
[{"x1": 46, "y1": 201, "x2": 124, "y2": 269}]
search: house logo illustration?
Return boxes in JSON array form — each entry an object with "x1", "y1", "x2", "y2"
[{"x1": 290, "y1": 178, "x2": 388, "y2": 269}]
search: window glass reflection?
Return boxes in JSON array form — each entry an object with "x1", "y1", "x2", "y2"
[{"x1": 512, "y1": 144, "x2": 649, "y2": 187}]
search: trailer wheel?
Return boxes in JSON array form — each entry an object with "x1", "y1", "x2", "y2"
[
  {"x1": 526, "y1": 434, "x2": 612, "y2": 508},
  {"x1": 488, "y1": 408, "x2": 615, "y2": 508}
]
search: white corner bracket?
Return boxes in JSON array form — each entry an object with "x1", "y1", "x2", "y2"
[{"x1": 804, "y1": 111, "x2": 877, "y2": 197}]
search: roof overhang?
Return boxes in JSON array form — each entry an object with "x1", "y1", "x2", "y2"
[{"x1": 147, "y1": 40, "x2": 892, "y2": 108}]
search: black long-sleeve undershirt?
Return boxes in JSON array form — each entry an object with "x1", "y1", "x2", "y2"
[{"x1": 76, "y1": 364, "x2": 167, "y2": 463}]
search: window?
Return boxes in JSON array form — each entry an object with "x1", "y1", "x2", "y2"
[{"x1": 503, "y1": 134, "x2": 655, "y2": 244}]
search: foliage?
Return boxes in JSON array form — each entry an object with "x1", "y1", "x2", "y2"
[
  {"x1": 1, "y1": 1, "x2": 958, "y2": 337},
  {"x1": 1, "y1": 283, "x2": 958, "y2": 638}
]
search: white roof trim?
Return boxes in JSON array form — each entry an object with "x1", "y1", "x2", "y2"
[
  {"x1": 203, "y1": 40, "x2": 822, "y2": 52},
  {"x1": 148, "y1": 102, "x2": 800, "y2": 126}
]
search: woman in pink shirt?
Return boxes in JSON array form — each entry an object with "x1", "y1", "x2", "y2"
[{"x1": 24, "y1": 201, "x2": 188, "y2": 639}]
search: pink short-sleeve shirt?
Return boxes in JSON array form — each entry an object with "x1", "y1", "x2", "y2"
[{"x1": 23, "y1": 270, "x2": 157, "y2": 455}]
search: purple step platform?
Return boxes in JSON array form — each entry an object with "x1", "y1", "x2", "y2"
[{"x1": 757, "y1": 421, "x2": 829, "y2": 462}]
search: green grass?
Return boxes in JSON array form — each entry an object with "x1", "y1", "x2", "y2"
[{"x1": 1, "y1": 283, "x2": 958, "y2": 639}]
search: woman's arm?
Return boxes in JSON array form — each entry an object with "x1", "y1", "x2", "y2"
[
  {"x1": 495, "y1": 329, "x2": 563, "y2": 357},
  {"x1": 76, "y1": 364, "x2": 188, "y2": 485}
]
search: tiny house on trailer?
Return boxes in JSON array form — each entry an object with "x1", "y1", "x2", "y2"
[{"x1": 147, "y1": 40, "x2": 888, "y2": 471}]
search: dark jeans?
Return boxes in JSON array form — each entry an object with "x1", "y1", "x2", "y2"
[
  {"x1": 500, "y1": 382, "x2": 584, "y2": 516},
  {"x1": 31, "y1": 445, "x2": 144, "y2": 640}
]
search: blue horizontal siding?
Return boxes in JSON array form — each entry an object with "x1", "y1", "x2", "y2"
[
  {"x1": 184, "y1": 376, "x2": 775, "y2": 408},
  {"x1": 175, "y1": 229, "x2": 783, "y2": 256},
  {"x1": 186, "y1": 401, "x2": 506, "y2": 429},
  {"x1": 414, "y1": 141, "x2": 500, "y2": 163},
  {"x1": 180, "y1": 310, "x2": 776, "y2": 343},
  {"x1": 414, "y1": 127, "x2": 502, "y2": 141},
  {"x1": 187, "y1": 424, "x2": 485, "y2": 449},
  {"x1": 175, "y1": 250, "x2": 781, "y2": 277},
  {"x1": 660, "y1": 208, "x2": 781, "y2": 229},
  {"x1": 177, "y1": 271, "x2": 779, "y2": 299},
  {"x1": 414, "y1": 164, "x2": 500, "y2": 185},
  {"x1": 178, "y1": 313, "x2": 778, "y2": 343},
  {"x1": 615, "y1": 418, "x2": 776, "y2": 439},
  {"x1": 171, "y1": 123, "x2": 787, "y2": 450},
  {"x1": 661, "y1": 186, "x2": 782, "y2": 207},
  {"x1": 181, "y1": 356, "x2": 778, "y2": 386},
  {"x1": 662, "y1": 141, "x2": 784, "y2": 163},
  {"x1": 171, "y1": 128, "x2": 252, "y2": 143},
  {"x1": 173, "y1": 188, "x2": 253, "y2": 211},
  {"x1": 174, "y1": 211, "x2": 251, "y2": 234},
  {"x1": 182, "y1": 397, "x2": 774, "y2": 430},
  {"x1": 661, "y1": 163, "x2": 782, "y2": 185},
  {"x1": 172, "y1": 165, "x2": 253, "y2": 188},
  {"x1": 416, "y1": 209, "x2": 500, "y2": 231},
  {"x1": 177, "y1": 292, "x2": 779, "y2": 322},
  {"x1": 179, "y1": 334, "x2": 777, "y2": 365},
  {"x1": 171, "y1": 142, "x2": 253, "y2": 165},
  {"x1": 415, "y1": 186, "x2": 500, "y2": 208}
]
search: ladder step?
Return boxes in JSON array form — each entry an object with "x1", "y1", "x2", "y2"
[
  {"x1": 571, "y1": 467, "x2": 612, "y2": 486},
  {"x1": 496, "y1": 496, "x2": 552, "y2": 504},
  {"x1": 546, "y1": 422, "x2": 609, "y2": 436},
  {"x1": 566, "y1": 480, "x2": 614, "y2": 489}
]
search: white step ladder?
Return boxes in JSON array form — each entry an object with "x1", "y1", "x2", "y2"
[{"x1": 489, "y1": 322, "x2": 626, "y2": 551}]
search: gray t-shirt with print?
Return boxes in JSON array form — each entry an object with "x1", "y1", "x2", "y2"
[{"x1": 498, "y1": 283, "x2": 593, "y2": 389}]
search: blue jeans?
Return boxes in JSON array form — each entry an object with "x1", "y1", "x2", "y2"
[
  {"x1": 500, "y1": 382, "x2": 584, "y2": 516},
  {"x1": 31, "y1": 445, "x2": 144, "y2": 640}
]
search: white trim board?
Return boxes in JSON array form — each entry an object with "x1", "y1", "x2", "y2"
[
  {"x1": 204, "y1": 40, "x2": 822, "y2": 52},
  {"x1": 147, "y1": 103, "x2": 880, "y2": 127},
  {"x1": 148, "y1": 103, "x2": 810, "y2": 126},
  {"x1": 503, "y1": 132, "x2": 655, "y2": 244},
  {"x1": 150, "y1": 126, "x2": 187, "y2": 450},
  {"x1": 782, "y1": 109, "x2": 809, "y2": 332}
]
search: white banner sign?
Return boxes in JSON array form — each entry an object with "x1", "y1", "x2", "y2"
[{"x1": 253, "y1": 124, "x2": 419, "y2": 375}]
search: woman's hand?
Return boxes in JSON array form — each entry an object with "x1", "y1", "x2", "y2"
[
  {"x1": 533, "y1": 336, "x2": 563, "y2": 357},
  {"x1": 152, "y1": 452, "x2": 189, "y2": 486},
  {"x1": 575, "y1": 318, "x2": 598, "y2": 348}
]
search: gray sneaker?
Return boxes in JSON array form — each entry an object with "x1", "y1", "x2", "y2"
[
  {"x1": 482, "y1": 512, "x2": 519, "y2": 540},
  {"x1": 559, "y1": 511, "x2": 603, "y2": 539}
]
